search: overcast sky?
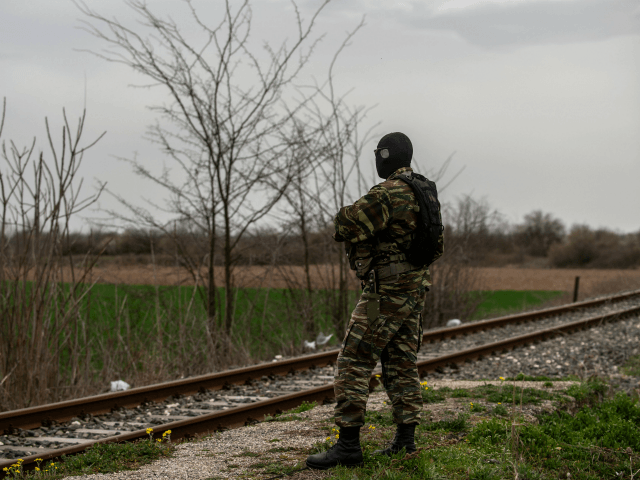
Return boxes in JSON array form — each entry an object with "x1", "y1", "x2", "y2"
[{"x1": 2, "y1": 0, "x2": 639, "y2": 233}]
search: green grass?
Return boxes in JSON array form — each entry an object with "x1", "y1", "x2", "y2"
[
  {"x1": 621, "y1": 355, "x2": 640, "y2": 376},
  {"x1": 264, "y1": 400, "x2": 318, "y2": 422},
  {"x1": 11, "y1": 281, "x2": 563, "y2": 374},
  {"x1": 2, "y1": 439, "x2": 172, "y2": 479},
  {"x1": 49, "y1": 282, "x2": 351, "y2": 372},
  {"x1": 290, "y1": 400, "x2": 318, "y2": 413},
  {"x1": 5, "y1": 280, "x2": 569, "y2": 394},
  {"x1": 421, "y1": 387, "x2": 447, "y2": 404},
  {"x1": 423, "y1": 383, "x2": 560, "y2": 406},
  {"x1": 322, "y1": 381, "x2": 640, "y2": 480},
  {"x1": 472, "y1": 290, "x2": 564, "y2": 320}
]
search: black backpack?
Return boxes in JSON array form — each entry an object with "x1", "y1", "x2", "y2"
[{"x1": 396, "y1": 172, "x2": 444, "y2": 267}]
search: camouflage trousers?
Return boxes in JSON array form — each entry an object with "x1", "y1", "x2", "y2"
[{"x1": 334, "y1": 270, "x2": 427, "y2": 428}]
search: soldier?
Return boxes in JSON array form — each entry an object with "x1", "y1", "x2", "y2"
[{"x1": 306, "y1": 132, "x2": 444, "y2": 470}]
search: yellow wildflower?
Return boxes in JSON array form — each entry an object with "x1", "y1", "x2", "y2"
[
  {"x1": 499, "y1": 377, "x2": 505, "y2": 381},
  {"x1": 35, "y1": 467, "x2": 40, "y2": 472},
  {"x1": 146, "y1": 428, "x2": 153, "y2": 434}
]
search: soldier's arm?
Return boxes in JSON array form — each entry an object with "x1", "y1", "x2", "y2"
[{"x1": 334, "y1": 186, "x2": 392, "y2": 243}]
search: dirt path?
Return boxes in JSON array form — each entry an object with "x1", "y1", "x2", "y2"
[
  {"x1": 79, "y1": 262, "x2": 640, "y2": 295},
  {"x1": 472, "y1": 267, "x2": 640, "y2": 296}
]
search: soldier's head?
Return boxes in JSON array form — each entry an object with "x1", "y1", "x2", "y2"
[{"x1": 374, "y1": 132, "x2": 413, "y2": 179}]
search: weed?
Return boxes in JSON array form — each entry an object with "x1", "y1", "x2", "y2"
[
  {"x1": 422, "y1": 387, "x2": 446, "y2": 404},
  {"x1": 2, "y1": 436, "x2": 173, "y2": 479},
  {"x1": 421, "y1": 413, "x2": 469, "y2": 433},
  {"x1": 289, "y1": 400, "x2": 317, "y2": 413},
  {"x1": 474, "y1": 384, "x2": 555, "y2": 405},
  {"x1": 469, "y1": 401, "x2": 487, "y2": 413},
  {"x1": 264, "y1": 413, "x2": 305, "y2": 422},
  {"x1": 564, "y1": 377, "x2": 609, "y2": 404},
  {"x1": 450, "y1": 388, "x2": 473, "y2": 398},
  {"x1": 261, "y1": 461, "x2": 304, "y2": 475},
  {"x1": 263, "y1": 401, "x2": 316, "y2": 422},
  {"x1": 365, "y1": 409, "x2": 395, "y2": 427},
  {"x1": 621, "y1": 354, "x2": 640, "y2": 376},
  {"x1": 267, "y1": 446, "x2": 299, "y2": 453},
  {"x1": 492, "y1": 404, "x2": 509, "y2": 416}
]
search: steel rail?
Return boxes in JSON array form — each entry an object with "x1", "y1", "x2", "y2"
[
  {"x1": 1, "y1": 289, "x2": 638, "y2": 434},
  {"x1": 420, "y1": 288, "x2": 640, "y2": 343},
  {"x1": 2, "y1": 302, "x2": 639, "y2": 477},
  {"x1": 415, "y1": 304, "x2": 640, "y2": 375}
]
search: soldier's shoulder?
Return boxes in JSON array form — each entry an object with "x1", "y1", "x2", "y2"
[{"x1": 379, "y1": 175, "x2": 414, "y2": 197}]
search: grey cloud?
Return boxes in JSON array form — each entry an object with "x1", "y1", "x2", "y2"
[{"x1": 402, "y1": 0, "x2": 640, "y2": 48}]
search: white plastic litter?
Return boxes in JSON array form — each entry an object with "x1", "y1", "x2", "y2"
[
  {"x1": 446, "y1": 319, "x2": 462, "y2": 327},
  {"x1": 304, "y1": 332, "x2": 333, "y2": 350},
  {"x1": 110, "y1": 380, "x2": 131, "y2": 392},
  {"x1": 316, "y1": 332, "x2": 333, "y2": 346}
]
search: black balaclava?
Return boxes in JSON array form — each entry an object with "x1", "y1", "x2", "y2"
[{"x1": 375, "y1": 132, "x2": 413, "y2": 179}]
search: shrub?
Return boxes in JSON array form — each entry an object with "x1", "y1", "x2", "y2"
[{"x1": 549, "y1": 225, "x2": 640, "y2": 269}]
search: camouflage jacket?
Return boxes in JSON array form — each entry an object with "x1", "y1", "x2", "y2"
[{"x1": 334, "y1": 167, "x2": 444, "y2": 283}]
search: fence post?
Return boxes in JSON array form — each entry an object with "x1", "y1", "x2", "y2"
[{"x1": 573, "y1": 276, "x2": 580, "y2": 303}]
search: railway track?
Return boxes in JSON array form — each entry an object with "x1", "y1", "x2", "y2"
[{"x1": 1, "y1": 289, "x2": 639, "y2": 476}]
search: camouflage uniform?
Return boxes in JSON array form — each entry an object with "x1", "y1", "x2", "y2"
[{"x1": 333, "y1": 166, "x2": 444, "y2": 428}]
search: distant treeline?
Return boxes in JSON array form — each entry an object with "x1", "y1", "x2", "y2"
[{"x1": 12, "y1": 202, "x2": 638, "y2": 270}]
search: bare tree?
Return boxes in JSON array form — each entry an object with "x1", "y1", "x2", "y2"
[
  {"x1": 284, "y1": 50, "x2": 376, "y2": 333},
  {"x1": 515, "y1": 210, "x2": 565, "y2": 257},
  {"x1": 0, "y1": 98, "x2": 106, "y2": 409},
  {"x1": 76, "y1": 0, "x2": 347, "y2": 339}
]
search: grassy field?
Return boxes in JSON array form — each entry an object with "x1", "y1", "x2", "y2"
[
  {"x1": 80, "y1": 284, "x2": 564, "y2": 346},
  {"x1": 69, "y1": 283, "x2": 356, "y2": 371},
  {"x1": 7, "y1": 281, "x2": 569, "y2": 407},
  {"x1": 471, "y1": 290, "x2": 565, "y2": 320},
  {"x1": 65, "y1": 284, "x2": 565, "y2": 373}
]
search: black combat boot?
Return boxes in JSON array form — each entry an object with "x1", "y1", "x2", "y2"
[
  {"x1": 373, "y1": 423, "x2": 417, "y2": 456},
  {"x1": 306, "y1": 426, "x2": 363, "y2": 470}
]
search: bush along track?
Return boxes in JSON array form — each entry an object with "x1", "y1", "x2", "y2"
[{"x1": 313, "y1": 380, "x2": 640, "y2": 480}]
